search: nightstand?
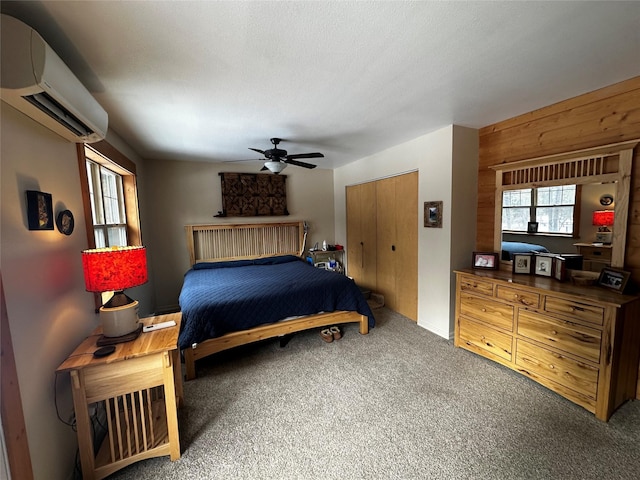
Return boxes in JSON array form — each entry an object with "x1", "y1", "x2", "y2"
[
  {"x1": 57, "y1": 313, "x2": 183, "y2": 480},
  {"x1": 573, "y1": 242, "x2": 612, "y2": 272},
  {"x1": 307, "y1": 249, "x2": 345, "y2": 273}
]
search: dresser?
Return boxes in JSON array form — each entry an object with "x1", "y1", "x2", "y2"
[{"x1": 454, "y1": 269, "x2": 640, "y2": 421}]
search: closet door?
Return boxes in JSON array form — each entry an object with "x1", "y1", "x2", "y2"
[
  {"x1": 346, "y1": 182, "x2": 377, "y2": 291},
  {"x1": 376, "y1": 172, "x2": 418, "y2": 321},
  {"x1": 394, "y1": 172, "x2": 418, "y2": 320}
]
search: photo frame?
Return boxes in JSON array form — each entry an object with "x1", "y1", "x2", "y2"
[
  {"x1": 472, "y1": 252, "x2": 499, "y2": 270},
  {"x1": 424, "y1": 201, "x2": 443, "y2": 228},
  {"x1": 512, "y1": 253, "x2": 533, "y2": 274},
  {"x1": 597, "y1": 267, "x2": 631, "y2": 293},
  {"x1": 534, "y1": 254, "x2": 553, "y2": 277},
  {"x1": 553, "y1": 256, "x2": 567, "y2": 281},
  {"x1": 527, "y1": 221, "x2": 539, "y2": 233},
  {"x1": 26, "y1": 190, "x2": 54, "y2": 230}
]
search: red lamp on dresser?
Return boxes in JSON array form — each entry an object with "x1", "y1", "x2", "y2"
[
  {"x1": 82, "y1": 246, "x2": 147, "y2": 343},
  {"x1": 592, "y1": 210, "x2": 614, "y2": 244}
]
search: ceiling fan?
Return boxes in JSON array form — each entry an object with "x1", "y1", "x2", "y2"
[{"x1": 231, "y1": 138, "x2": 324, "y2": 174}]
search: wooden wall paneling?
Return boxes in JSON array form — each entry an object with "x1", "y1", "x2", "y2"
[
  {"x1": 477, "y1": 75, "x2": 640, "y2": 398},
  {"x1": 1, "y1": 273, "x2": 34, "y2": 480}
]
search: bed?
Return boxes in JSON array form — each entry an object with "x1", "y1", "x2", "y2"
[
  {"x1": 501, "y1": 241, "x2": 549, "y2": 261},
  {"x1": 180, "y1": 222, "x2": 374, "y2": 380}
]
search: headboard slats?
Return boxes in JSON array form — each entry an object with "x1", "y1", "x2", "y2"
[{"x1": 185, "y1": 222, "x2": 304, "y2": 265}]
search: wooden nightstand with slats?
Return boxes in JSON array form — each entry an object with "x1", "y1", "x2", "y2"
[
  {"x1": 573, "y1": 242, "x2": 612, "y2": 272},
  {"x1": 57, "y1": 312, "x2": 183, "y2": 480}
]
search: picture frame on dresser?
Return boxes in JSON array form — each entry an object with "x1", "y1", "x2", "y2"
[
  {"x1": 553, "y1": 256, "x2": 567, "y2": 281},
  {"x1": 597, "y1": 267, "x2": 630, "y2": 293},
  {"x1": 512, "y1": 253, "x2": 533, "y2": 274},
  {"x1": 472, "y1": 252, "x2": 499, "y2": 270},
  {"x1": 534, "y1": 254, "x2": 553, "y2": 277}
]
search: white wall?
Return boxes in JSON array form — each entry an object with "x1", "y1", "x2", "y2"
[
  {"x1": 334, "y1": 125, "x2": 478, "y2": 338},
  {"x1": 0, "y1": 104, "x2": 149, "y2": 480},
  {"x1": 142, "y1": 159, "x2": 336, "y2": 313},
  {"x1": 1, "y1": 105, "x2": 98, "y2": 480}
]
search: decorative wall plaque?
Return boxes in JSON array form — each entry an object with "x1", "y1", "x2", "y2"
[{"x1": 218, "y1": 173, "x2": 289, "y2": 217}]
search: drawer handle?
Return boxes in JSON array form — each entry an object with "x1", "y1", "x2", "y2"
[
  {"x1": 551, "y1": 330, "x2": 557, "y2": 335},
  {"x1": 572, "y1": 306, "x2": 585, "y2": 312},
  {"x1": 549, "y1": 364, "x2": 555, "y2": 369},
  {"x1": 481, "y1": 308, "x2": 487, "y2": 312}
]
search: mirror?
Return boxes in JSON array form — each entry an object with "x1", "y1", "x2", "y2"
[
  {"x1": 490, "y1": 140, "x2": 638, "y2": 270},
  {"x1": 500, "y1": 182, "x2": 616, "y2": 269}
]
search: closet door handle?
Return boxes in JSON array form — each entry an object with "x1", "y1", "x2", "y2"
[
  {"x1": 391, "y1": 245, "x2": 396, "y2": 251},
  {"x1": 361, "y1": 242, "x2": 364, "y2": 268}
]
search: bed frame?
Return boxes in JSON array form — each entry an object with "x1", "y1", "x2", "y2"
[{"x1": 182, "y1": 221, "x2": 369, "y2": 380}]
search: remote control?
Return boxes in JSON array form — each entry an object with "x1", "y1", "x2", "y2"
[{"x1": 142, "y1": 320, "x2": 176, "y2": 333}]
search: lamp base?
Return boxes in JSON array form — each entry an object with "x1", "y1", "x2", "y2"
[
  {"x1": 99, "y1": 300, "x2": 140, "y2": 337},
  {"x1": 594, "y1": 231, "x2": 613, "y2": 244},
  {"x1": 96, "y1": 324, "x2": 143, "y2": 346}
]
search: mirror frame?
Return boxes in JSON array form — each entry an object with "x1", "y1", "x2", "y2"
[{"x1": 490, "y1": 140, "x2": 638, "y2": 269}]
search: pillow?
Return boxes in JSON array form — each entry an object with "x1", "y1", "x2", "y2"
[
  {"x1": 253, "y1": 255, "x2": 302, "y2": 265},
  {"x1": 192, "y1": 259, "x2": 255, "y2": 270}
]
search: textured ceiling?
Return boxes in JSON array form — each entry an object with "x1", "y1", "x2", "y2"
[{"x1": 2, "y1": 1, "x2": 640, "y2": 169}]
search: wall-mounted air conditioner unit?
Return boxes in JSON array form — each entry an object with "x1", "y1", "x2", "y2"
[{"x1": 0, "y1": 14, "x2": 108, "y2": 143}]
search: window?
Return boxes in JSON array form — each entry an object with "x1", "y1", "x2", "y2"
[
  {"x1": 86, "y1": 160, "x2": 127, "y2": 247},
  {"x1": 78, "y1": 142, "x2": 142, "y2": 307},
  {"x1": 502, "y1": 185, "x2": 579, "y2": 235}
]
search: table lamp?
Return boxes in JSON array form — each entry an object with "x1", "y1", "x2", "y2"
[
  {"x1": 82, "y1": 246, "x2": 147, "y2": 343},
  {"x1": 592, "y1": 210, "x2": 614, "y2": 244}
]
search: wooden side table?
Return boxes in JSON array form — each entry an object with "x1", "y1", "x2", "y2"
[
  {"x1": 57, "y1": 313, "x2": 183, "y2": 480},
  {"x1": 573, "y1": 242, "x2": 612, "y2": 272}
]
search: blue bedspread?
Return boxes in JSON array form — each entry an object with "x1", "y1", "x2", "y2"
[
  {"x1": 178, "y1": 255, "x2": 375, "y2": 349},
  {"x1": 501, "y1": 241, "x2": 549, "y2": 260}
]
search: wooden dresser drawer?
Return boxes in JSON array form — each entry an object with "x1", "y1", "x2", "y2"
[
  {"x1": 544, "y1": 296, "x2": 604, "y2": 326},
  {"x1": 515, "y1": 339, "x2": 598, "y2": 400},
  {"x1": 458, "y1": 316, "x2": 512, "y2": 361},
  {"x1": 459, "y1": 276, "x2": 494, "y2": 297},
  {"x1": 517, "y1": 310, "x2": 601, "y2": 363},
  {"x1": 496, "y1": 285, "x2": 540, "y2": 308},
  {"x1": 459, "y1": 292, "x2": 514, "y2": 331}
]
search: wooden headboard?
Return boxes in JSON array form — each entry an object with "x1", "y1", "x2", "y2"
[{"x1": 185, "y1": 221, "x2": 305, "y2": 265}]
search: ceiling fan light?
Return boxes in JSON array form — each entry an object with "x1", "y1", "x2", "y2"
[{"x1": 265, "y1": 161, "x2": 287, "y2": 174}]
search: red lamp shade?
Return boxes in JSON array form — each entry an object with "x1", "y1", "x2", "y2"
[
  {"x1": 592, "y1": 210, "x2": 614, "y2": 228},
  {"x1": 82, "y1": 246, "x2": 147, "y2": 293}
]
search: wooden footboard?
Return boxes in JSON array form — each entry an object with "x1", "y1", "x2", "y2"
[{"x1": 184, "y1": 311, "x2": 368, "y2": 380}]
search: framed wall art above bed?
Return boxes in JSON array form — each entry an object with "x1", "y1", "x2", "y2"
[{"x1": 217, "y1": 172, "x2": 288, "y2": 217}]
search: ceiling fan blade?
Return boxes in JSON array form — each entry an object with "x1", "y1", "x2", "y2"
[
  {"x1": 249, "y1": 148, "x2": 265, "y2": 154},
  {"x1": 285, "y1": 159, "x2": 317, "y2": 169},
  {"x1": 286, "y1": 152, "x2": 324, "y2": 160}
]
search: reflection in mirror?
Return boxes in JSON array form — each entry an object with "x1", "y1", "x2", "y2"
[
  {"x1": 500, "y1": 182, "x2": 617, "y2": 270},
  {"x1": 490, "y1": 140, "x2": 637, "y2": 271}
]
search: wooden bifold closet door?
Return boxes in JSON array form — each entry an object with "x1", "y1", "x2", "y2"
[{"x1": 347, "y1": 171, "x2": 418, "y2": 321}]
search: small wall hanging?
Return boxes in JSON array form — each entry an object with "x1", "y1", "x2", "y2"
[
  {"x1": 424, "y1": 201, "x2": 442, "y2": 228},
  {"x1": 217, "y1": 173, "x2": 289, "y2": 217},
  {"x1": 26, "y1": 190, "x2": 54, "y2": 230},
  {"x1": 56, "y1": 209, "x2": 75, "y2": 235}
]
